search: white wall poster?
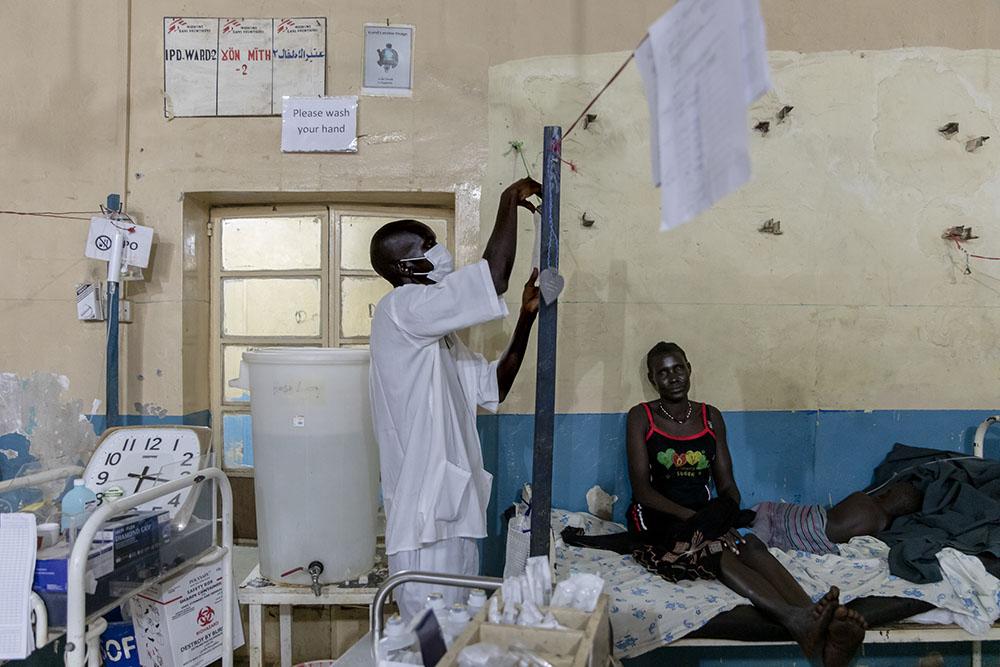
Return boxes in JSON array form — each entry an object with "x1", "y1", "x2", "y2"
[
  {"x1": 362, "y1": 24, "x2": 414, "y2": 96},
  {"x1": 164, "y1": 17, "x2": 326, "y2": 117}
]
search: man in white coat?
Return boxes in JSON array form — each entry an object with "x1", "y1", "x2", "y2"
[{"x1": 368, "y1": 178, "x2": 542, "y2": 618}]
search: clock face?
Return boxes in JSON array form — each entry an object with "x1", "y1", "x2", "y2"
[{"x1": 83, "y1": 427, "x2": 206, "y2": 522}]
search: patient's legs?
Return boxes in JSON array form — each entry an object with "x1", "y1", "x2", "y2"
[
  {"x1": 718, "y1": 549, "x2": 835, "y2": 658},
  {"x1": 736, "y1": 534, "x2": 813, "y2": 607}
]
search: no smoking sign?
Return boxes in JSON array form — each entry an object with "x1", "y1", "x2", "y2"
[{"x1": 85, "y1": 217, "x2": 154, "y2": 268}]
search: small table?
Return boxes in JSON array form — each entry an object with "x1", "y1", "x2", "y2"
[{"x1": 238, "y1": 560, "x2": 386, "y2": 667}]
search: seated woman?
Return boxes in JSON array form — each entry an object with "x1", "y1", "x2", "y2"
[
  {"x1": 627, "y1": 341, "x2": 866, "y2": 666},
  {"x1": 752, "y1": 482, "x2": 923, "y2": 555}
]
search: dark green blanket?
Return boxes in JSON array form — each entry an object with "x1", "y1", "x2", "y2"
[{"x1": 872, "y1": 443, "x2": 1000, "y2": 583}]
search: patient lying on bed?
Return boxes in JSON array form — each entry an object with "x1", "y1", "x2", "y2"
[{"x1": 752, "y1": 482, "x2": 923, "y2": 555}]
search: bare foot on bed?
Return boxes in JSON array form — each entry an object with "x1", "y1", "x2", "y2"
[
  {"x1": 812, "y1": 586, "x2": 840, "y2": 621},
  {"x1": 788, "y1": 588, "x2": 838, "y2": 658},
  {"x1": 823, "y1": 605, "x2": 867, "y2": 667}
]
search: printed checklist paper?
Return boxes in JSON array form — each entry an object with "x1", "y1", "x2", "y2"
[
  {"x1": 0, "y1": 513, "x2": 37, "y2": 660},
  {"x1": 638, "y1": 0, "x2": 771, "y2": 231}
]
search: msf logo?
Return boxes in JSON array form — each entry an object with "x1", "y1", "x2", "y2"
[
  {"x1": 197, "y1": 606, "x2": 215, "y2": 627},
  {"x1": 222, "y1": 19, "x2": 241, "y2": 34},
  {"x1": 277, "y1": 19, "x2": 295, "y2": 33},
  {"x1": 167, "y1": 18, "x2": 187, "y2": 33}
]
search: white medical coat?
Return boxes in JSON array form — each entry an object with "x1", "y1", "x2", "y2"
[{"x1": 369, "y1": 260, "x2": 509, "y2": 556}]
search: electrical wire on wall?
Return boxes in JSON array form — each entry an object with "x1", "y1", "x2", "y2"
[
  {"x1": 0, "y1": 210, "x2": 95, "y2": 221},
  {"x1": 943, "y1": 227, "x2": 1000, "y2": 276},
  {"x1": 1, "y1": 202, "x2": 138, "y2": 431}
]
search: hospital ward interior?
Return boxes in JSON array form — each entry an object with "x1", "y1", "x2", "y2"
[{"x1": 3, "y1": 1, "x2": 1000, "y2": 666}]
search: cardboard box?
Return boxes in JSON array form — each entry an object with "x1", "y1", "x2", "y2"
[
  {"x1": 40, "y1": 518, "x2": 216, "y2": 628},
  {"x1": 93, "y1": 511, "x2": 170, "y2": 569},
  {"x1": 33, "y1": 542, "x2": 114, "y2": 593},
  {"x1": 129, "y1": 561, "x2": 244, "y2": 667},
  {"x1": 437, "y1": 595, "x2": 611, "y2": 667}
]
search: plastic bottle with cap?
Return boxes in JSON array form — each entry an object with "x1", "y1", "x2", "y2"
[
  {"x1": 443, "y1": 603, "x2": 471, "y2": 646},
  {"x1": 377, "y1": 614, "x2": 420, "y2": 666},
  {"x1": 467, "y1": 589, "x2": 487, "y2": 617},
  {"x1": 60, "y1": 479, "x2": 98, "y2": 547},
  {"x1": 424, "y1": 591, "x2": 446, "y2": 624}
]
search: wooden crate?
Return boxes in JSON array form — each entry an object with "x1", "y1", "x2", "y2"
[{"x1": 438, "y1": 595, "x2": 610, "y2": 667}]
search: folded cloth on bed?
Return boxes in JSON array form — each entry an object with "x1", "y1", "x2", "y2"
[
  {"x1": 871, "y1": 443, "x2": 1000, "y2": 583},
  {"x1": 551, "y1": 509, "x2": 1000, "y2": 659},
  {"x1": 751, "y1": 501, "x2": 838, "y2": 555}
]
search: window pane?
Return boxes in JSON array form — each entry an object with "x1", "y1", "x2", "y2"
[
  {"x1": 223, "y1": 345, "x2": 252, "y2": 403},
  {"x1": 341, "y1": 277, "x2": 392, "y2": 338},
  {"x1": 223, "y1": 278, "x2": 321, "y2": 336},
  {"x1": 221, "y1": 216, "x2": 322, "y2": 271},
  {"x1": 340, "y1": 216, "x2": 448, "y2": 271},
  {"x1": 223, "y1": 413, "x2": 253, "y2": 469}
]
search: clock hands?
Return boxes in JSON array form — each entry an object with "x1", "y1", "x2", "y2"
[{"x1": 127, "y1": 465, "x2": 168, "y2": 493}]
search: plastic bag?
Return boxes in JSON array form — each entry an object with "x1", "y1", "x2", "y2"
[
  {"x1": 457, "y1": 643, "x2": 517, "y2": 667},
  {"x1": 550, "y1": 573, "x2": 604, "y2": 612},
  {"x1": 504, "y1": 504, "x2": 531, "y2": 579}
]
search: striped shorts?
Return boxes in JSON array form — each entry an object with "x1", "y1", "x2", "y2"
[{"x1": 751, "y1": 501, "x2": 838, "y2": 555}]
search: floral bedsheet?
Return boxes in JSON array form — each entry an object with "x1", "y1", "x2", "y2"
[{"x1": 550, "y1": 510, "x2": 1000, "y2": 659}]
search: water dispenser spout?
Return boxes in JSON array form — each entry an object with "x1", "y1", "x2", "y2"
[{"x1": 308, "y1": 561, "x2": 324, "y2": 597}]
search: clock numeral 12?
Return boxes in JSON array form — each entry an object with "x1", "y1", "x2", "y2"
[{"x1": 145, "y1": 437, "x2": 162, "y2": 451}]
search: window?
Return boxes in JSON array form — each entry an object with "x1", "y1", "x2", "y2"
[{"x1": 210, "y1": 204, "x2": 453, "y2": 475}]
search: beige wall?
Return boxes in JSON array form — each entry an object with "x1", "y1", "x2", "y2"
[
  {"x1": 478, "y1": 48, "x2": 1000, "y2": 413},
  {"x1": 2, "y1": 0, "x2": 999, "y2": 418},
  {"x1": 3, "y1": 2, "x2": 999, "y2": 663}
]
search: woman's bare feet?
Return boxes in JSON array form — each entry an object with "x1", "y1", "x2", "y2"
[
  {"x1": 823, "y1": 605, "x2": 867, "y2": 667},
  {"x1": 787, "y1": 587, "x2": 839, "y2": 658}
]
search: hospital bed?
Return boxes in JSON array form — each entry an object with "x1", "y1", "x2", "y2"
[{"x1": 560, "y1": 415, "x2": 1000, "y2": 665}]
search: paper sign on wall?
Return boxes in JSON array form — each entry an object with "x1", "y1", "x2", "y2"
[
  {"x1": 362, "y1": 24, "x2": 414, "y2": 96},
  {"x1": 164, "y1": 17, "x2": 326, "y2": 117},
  {"x1": 281, "y1": 96, "x2": 358, "y2": 153},
  {"x1": 85, "y1": 218, "x2": 155, "y2": 269}
]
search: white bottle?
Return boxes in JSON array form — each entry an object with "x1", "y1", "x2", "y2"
[
  {"x1": 424, "y1": 591, "x2": 446, "y2": 626},
  {"x1": 443, "y1": 603, "x2": 471, "y2": 646},
  {"x1": 467, "y1": 589, "x2": 487, "y2": 617},
  {"x1": 377, "y1": 615, "x2": 419, "y2": 666}
]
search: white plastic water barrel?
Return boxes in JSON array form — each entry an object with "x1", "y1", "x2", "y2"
[{"x1": 234, "y1": 348, "x2": 379, "y2": 585}]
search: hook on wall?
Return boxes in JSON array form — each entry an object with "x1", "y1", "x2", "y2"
[
  {"x1": 965, "y1": 136, "x2": 989, "y2": 153},
  {"x1": 942, "y1": 225, "x2": 978, "y2": 241},
  {"x1": 938, "y1": 122, "x2": 959, "y2": 138},
  {"x1": 581, "y1": 212, "x2": 595, "y2": 227},
  {"x1": 776, "y1": 105, "x2": 794, "y2": 123},
  {"x1": 753, "y1": 121, "x2": 770, "y2": 136},
  {"x1": 758, "y1": 218, "x2": 783, "y2": 235},
  {"x1": 583, "y1": 114, "x2": 598, "y2": 130}
]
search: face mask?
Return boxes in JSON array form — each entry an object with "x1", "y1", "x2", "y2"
[{"x1": 400, "y1": 243, "x2": 454, "y2": 283}]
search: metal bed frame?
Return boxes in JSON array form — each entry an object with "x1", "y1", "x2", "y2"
[{"x1": 365, "y1": 416, "x2": 1000, "y2": 666}]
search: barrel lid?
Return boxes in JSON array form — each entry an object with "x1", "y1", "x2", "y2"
[{"x1": 242, "y1": 347, "x2": 369, "y2": 365}]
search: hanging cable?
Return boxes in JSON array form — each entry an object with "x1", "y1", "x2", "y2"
[
  {"x1": 0, "y1": 210, "x2": 94, "y2": 221},
  {"x1": 563, "y1": 35, "x2": 649, "y2": 140}
]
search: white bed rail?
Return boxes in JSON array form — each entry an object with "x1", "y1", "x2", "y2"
[
  {"x1": 0, "y1": 466, "x2": 84, "y2": 494},
  {"x1": 974, "y1": 416, "x2": 999, "y2": 459}
]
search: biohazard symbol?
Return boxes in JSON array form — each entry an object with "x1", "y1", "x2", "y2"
[{"x1": 197, "y1": 606, "x2": 215, "y2": 627}]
